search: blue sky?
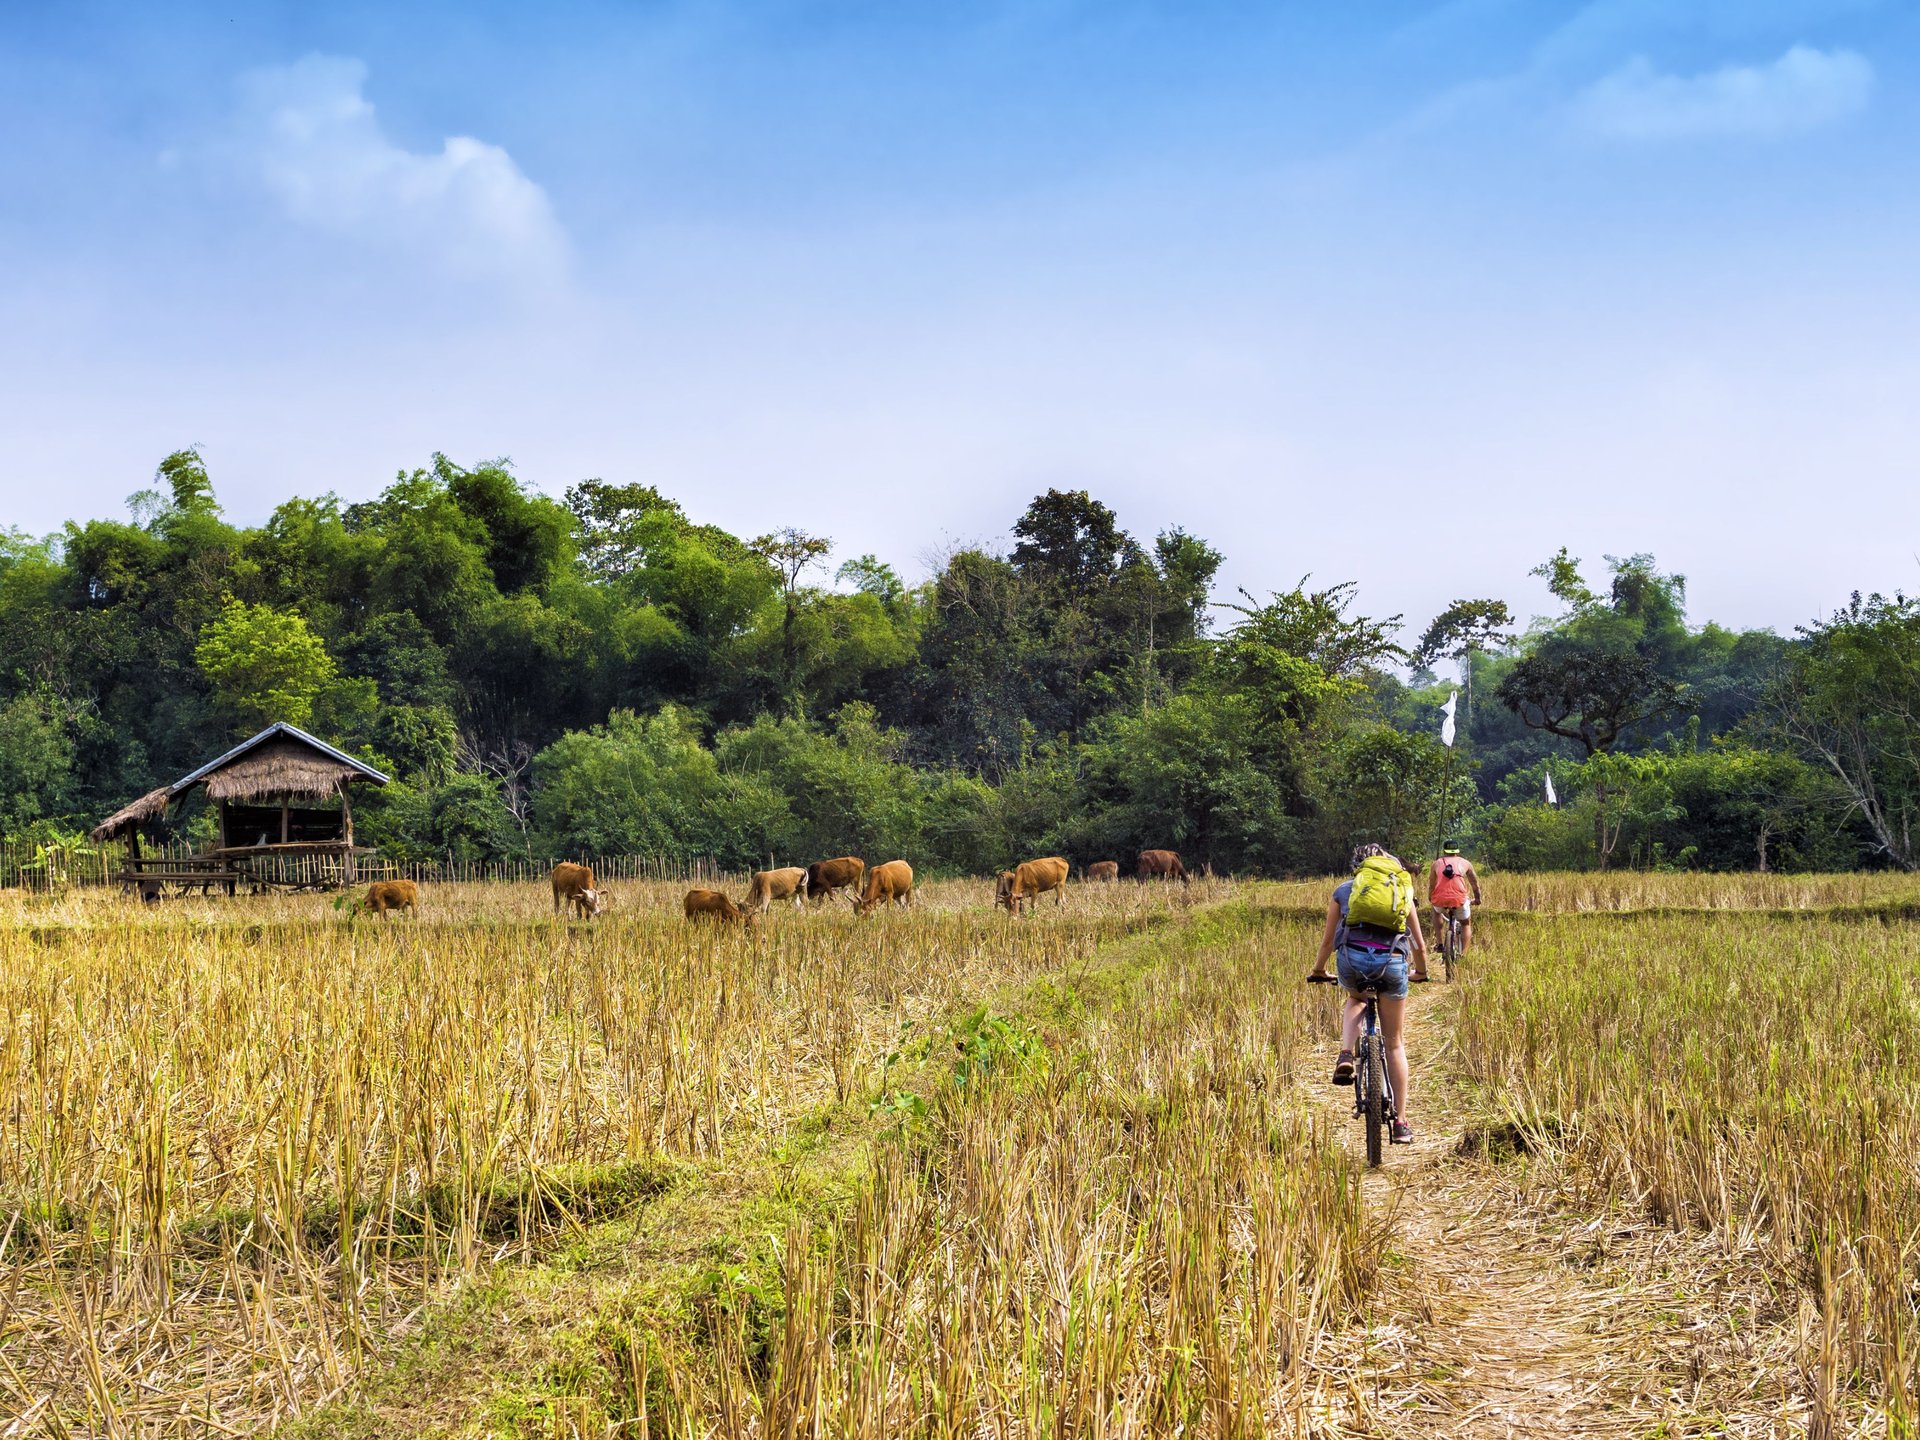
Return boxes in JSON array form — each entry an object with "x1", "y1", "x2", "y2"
[{"x1": 3, "y1": 0, "x2": 1917, "y2": 636}]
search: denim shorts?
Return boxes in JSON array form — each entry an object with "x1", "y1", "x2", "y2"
[{"x1": 1337, "y1": 944, "x2": 1409, "y2": 999}]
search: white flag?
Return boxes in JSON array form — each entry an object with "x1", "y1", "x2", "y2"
[
  {"x1": 1439, "y1": 691, "x2": 1458, "y2": 748},
  {"x1": 1544, "y1": 771, "x2": 1558, "y2": 806}
]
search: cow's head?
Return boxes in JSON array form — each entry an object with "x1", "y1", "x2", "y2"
[{"x1": 584, "y1": 887, "x2": 605, "y2": 915}]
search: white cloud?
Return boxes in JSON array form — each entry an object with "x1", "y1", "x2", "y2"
[
  {"x1": 1573, "y1": 45, "x2": 1872, "y2": 138},
  {"x1": 1540, "y1": 0, "x2": 1879, "y2": 65},
  {"x1": 230, "y1": 55, "x2": 567, "y2": 281}
]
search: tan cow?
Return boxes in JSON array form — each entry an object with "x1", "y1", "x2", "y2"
[
  {"x1": 745, "y1": 866, "x2": 808, "y2": 914},
  {"x1": 996, "y1": 856, "x2": 1070, "y2": 913},
  {"x1": 1086, "y1": 860, "x2": 1120, "y2": 882},
  {"x1": 684, "y1": 888, "x2": 758, "y2": 927},
  {"x1": 363, "y1": 879, "x2": 419, "y2": 917},
  {"x1": 1137, "y1": 849, "x2": 1190, "y2": 885},
  {"x1": 551, "y1": 862, "x2": 605, "y2": 918},
  {"x1": 856, "y1": 860, "x2": 914, "y2": 914},
  {"x1": 805, "y1": 856, "x2": 867, "y2": 907}
]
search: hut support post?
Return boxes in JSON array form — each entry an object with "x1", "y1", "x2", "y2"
[{"x1": 341, "y1": 785, "x2": 357, "y2": 885}]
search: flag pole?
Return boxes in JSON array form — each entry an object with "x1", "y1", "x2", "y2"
[
  {"x1": 1434, "y1": 744, "x2": 1454, "y2": 862},
  {"x1": 1433, "y1": 691, "x2": 1459, "y2": 862}
]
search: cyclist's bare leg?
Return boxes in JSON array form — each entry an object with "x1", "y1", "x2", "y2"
[
  {"x1": 1460, "y1": 916, "x2": 1473, "y2": 953},
  {"x1": 1340, "y1": 992, "x2": 1367, "y2": 1053},
  {"x1": 1378, "y1": 996, "x2": 1410, "y2": 1118}
]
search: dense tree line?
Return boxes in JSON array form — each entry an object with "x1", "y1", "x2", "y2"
[{"x1": 0, "y1": 450, "x2": 1905, "y2": 873}]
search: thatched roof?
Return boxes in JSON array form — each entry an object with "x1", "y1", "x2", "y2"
[
  {"x1": 198, "y1": 737, "x2": 363, "y2": 801},
  {"x1": 174, "y1": 723, "x2": 389, "y2": 803},
  {"x1": 90, "y1": 724, "x2": 389, "y2": 838},
  {"x1": 89, "y1": 787, "x2": 172, "y2": 842}
]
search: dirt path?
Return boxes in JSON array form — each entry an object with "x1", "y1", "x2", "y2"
[{"x1": 1306, "y1": 983, "x2": 1701, "y2": 1437}]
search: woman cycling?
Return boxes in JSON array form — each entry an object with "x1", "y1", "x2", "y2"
[{"x1": 1306, "y1": 842, "x2": 1429, "y2": 1145}]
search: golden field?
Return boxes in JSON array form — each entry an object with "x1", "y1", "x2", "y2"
[{"x1": 1, "y1": 870, "x2": 1916, "y2": 1436}]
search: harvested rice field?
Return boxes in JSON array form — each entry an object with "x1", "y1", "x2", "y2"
[{"x1": 1, "y1": 871, "x2": 1916, "y2": 1437}]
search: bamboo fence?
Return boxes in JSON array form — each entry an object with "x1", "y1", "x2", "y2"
[{"x1": 0, "y1": 839, "x2": 726, "y2": 893}]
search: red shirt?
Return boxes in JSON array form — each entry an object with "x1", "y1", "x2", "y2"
[{"x1": 1429, "y1": 857, "x2": 1469, "y2": 907}]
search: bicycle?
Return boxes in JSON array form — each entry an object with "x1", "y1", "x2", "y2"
[
  {"x1": 1308, "y1": 974, "x2": 1398, "y2": 1166},
  {"x1": 1436, "y1": 906, "x2": 1465, "y2": 983}
]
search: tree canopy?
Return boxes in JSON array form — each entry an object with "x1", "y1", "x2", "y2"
[{"x1": 0, "y1": 454, "x2": 1876, "y2": 875}]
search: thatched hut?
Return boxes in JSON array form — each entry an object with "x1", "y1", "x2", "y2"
[
  {"x1": 89, "y1": 787, "x2": 172, "y2": 852},
  {"x1": 92, "y1": 723, "x2": 389, "y2": 893}
]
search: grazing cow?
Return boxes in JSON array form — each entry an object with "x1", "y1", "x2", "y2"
[
  {"x1": 1137, "y1": 849, "x2": 1190, "y2": 885},
  {"x1": 1086, "y1": 860, "x2": 1120, "y2": 883},
  {"x1": 856, "y1": 860, "x2": 914, "y2": 915},
  {"x1": 805, "y1": 856, "x2": 867, "y2": 907},
  {"x1": 551, "y1": 862, "x2": 605, "y2": 919},
  {"x1": 745, "y1": 866, "x2": 808, "y2": 914},
  {"x1": 996, "y1": 856, "x2": 1070, "y2": 913},
  {"x1": 364, "y1": 879, "x2": 419, "y2": 917},
  {"x1": 684, "y1": 888, "x2": 758, "y2": 927}
]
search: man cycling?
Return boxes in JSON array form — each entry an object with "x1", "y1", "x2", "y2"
[
  {"x1": 1307, "y1": 843, "x2": 1429, "y2": 1145},
  {"x1": 1426, "y1": 841, "x2": 1482, "y2": 954}
]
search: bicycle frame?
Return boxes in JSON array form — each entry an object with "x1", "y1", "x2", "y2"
[
  {"x1": 1307, "y1": 973, "x2": 1401, "y2": 1166},
  {"x1": 1436, "y1": 906, "x2": 1465, "y2": 982},
  {"x1": 1353, "y1": 988, "x2": 1397, "y2": 1166}
]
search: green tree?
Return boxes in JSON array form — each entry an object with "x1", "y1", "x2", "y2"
[
  {"x1": 1314, "y1": 725, "x2": 1480, "y2": 867},
  {"x1": 1076, "y1": 691, "x2": 1295, "y2": 873},
  {"x1": 0, "y1": 689, "x2": 77, "y2": 835},
  {"x1": 344, "y1": 469, "x2": 497, "y2": 646},
  {"x1": 1213, "y1": 581, "x2": 1402, "y2": 746},
  {"x1": 442, "y1": 456, "x2": 573, "y2": 595},
  {"x1": 1413, "y1": 598, "x2": 1514, "y2": 726},
  {"x1": 715, "y1": 703, "x2": 925, "y2": 864},
  {"x1": 156, "y1": 448, "x2": 220, "y2": 517},
  {"x1": 1766, "y1": 592, "x2": 1920, "y2": 869},
  {"x1": 1010, "y1": 489, "x2": 1129, "y2": 590},
  {"x1": 358, "y1": 773, "x2": 520, "y2": 865},
  {"x1": 194, "y1": 598, "x2": 338, "y2": 732},
  {"x1": 561, "y1": 478, "x2": 778, "y2": 718},
  {"x1": 1496, "y1": 644, "x2": 1684, "y2": 759},
  {"x1": 335, "y1": 611, "x2": 457, "y2": 710},
  {"x1": 531, "y1": 707, "x2": 790, "y2": 868},
  {"x1": 749, "y1": 527, "x2": 833, "y2": 715},
  {"x1": 911, "y1": 549, "x2": 1046, "y2": 772}
]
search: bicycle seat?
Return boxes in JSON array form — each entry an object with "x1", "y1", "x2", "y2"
[{"x1": 1355, "y1": 986, "x2": 1382, "y2": 999}]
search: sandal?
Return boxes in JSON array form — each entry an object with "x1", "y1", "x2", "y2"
[{"x1": 1331, "y1": 1051, "x2": 1355, "y2": 1086}]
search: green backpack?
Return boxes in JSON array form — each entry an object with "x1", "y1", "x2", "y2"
[{"x1": 1347, "y1": 854, "x2": 1413, "y2": 933}]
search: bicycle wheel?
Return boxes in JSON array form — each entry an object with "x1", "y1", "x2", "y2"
[
  {"x1": 1362, "y1": 1036, "x2": 1385, "y2": 1167},
  {"x1": 1445, "y1": 917, "x2": 1459, "y2": 982}
]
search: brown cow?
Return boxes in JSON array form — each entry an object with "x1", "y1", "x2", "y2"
[
  {"x1": 856, "y1": 860, "x2": 914, "y2": 914},
  {"x1": 684, "y1": 888, "x2": 758, "y2": 927},
  {"x1": 551, "y1": 862, "x2": 605, "y2": 918},
  {"x1": 1137, "y1": 849, "x2": 1190, "y2": 885},
  {"x1": 805, "y1": 856, "x2": 867, "y2": 907},
  {"x1": 996, "y1": 856, "x2": 1070, "y2": 913},
  {"x1": 363, "y1": 879, "x2": 419, "y2": 917},
  {"x1": 1086, "y1": 860, "x2": 1120, "y2": 883},
  {"x1": 745, "y1": 866, "x2": 808, "y2": 914}
]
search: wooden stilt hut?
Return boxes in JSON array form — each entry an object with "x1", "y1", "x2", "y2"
[{"x1": 91, "y1": 723, "x2": 389, "y2": 895}]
